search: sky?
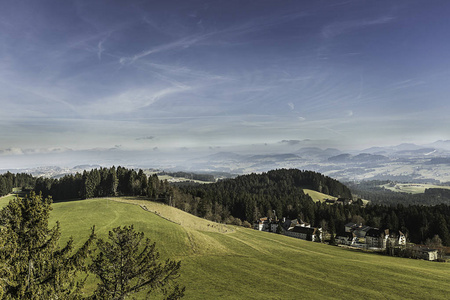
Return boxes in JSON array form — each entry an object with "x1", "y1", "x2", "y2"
[{"x1": 1, "y1": 0, "x2": 450, "y2": 167}]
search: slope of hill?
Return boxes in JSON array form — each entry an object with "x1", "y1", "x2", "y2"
[
  {"x1": 0, "y1": 194, "x2": 17, "y2": 208},
  {"x1": 47, "y1": 197, "x2": 450, "y2": 299},
  {"x1": 302, "y1": 189, "x2": 337, "y2": 202}
]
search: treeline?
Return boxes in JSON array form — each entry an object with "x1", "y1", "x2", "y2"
[
  {"x1": 34, "y1": 166, "x2": 173, "y2": 202},
  {"x1": 3, "y1": 168, "x2": 450, "y2": 246},
  {"x1": 0, "y1": 172, "x2": 35, "y2": 196},
  {"x1": 178, "y1": 170, "x2": 450, "y2": 246},
  {"x1": 178, "y1": 169, "x2": 352, "y2": 223}
]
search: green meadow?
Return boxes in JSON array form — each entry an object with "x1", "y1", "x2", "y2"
[
  {"x1": 303, "y1": 189, "x2": 369, "y2": 205},
  {"x1": 1, "y1": 196, "x2": 449, "y2": 299},
  {"x1": 0, "y1": 194, "x2": 18, "y2": 208},
  {"x1": 303, "y1": 188, "x2": 337, "y2": 202},
  {"x1": 51, "y1": 198, "x2": 450, "y2": 299}
]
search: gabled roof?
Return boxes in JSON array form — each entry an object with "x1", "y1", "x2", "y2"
[
  {"x1": 290, "y1": 225, "x2": 316, "y2": 235},
  {"x1": 412, "y1": 246, "x2": 438, "y2": 253},
  {"x1": 359, "y1": 225, "x2": 371, "y2": 231},
  {"x1": 365, "y1": 228, "x2": 385, "y2": 238},
  {"x1": 281, "y1": 219, "x2": 292, "y2": 230},
  {"x1": 336, "y1": 232, "x2": 356, "y2": 240},
  {"x1": 388, "y1": 230, "x2": 405, "y2": 238}
]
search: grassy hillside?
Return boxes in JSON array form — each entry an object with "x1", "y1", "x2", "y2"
[
  {"x1": 303, "y1": 189, "x2": 337, "y2": 202},
  {"x1": 41, "y1": 197, "x2": 450, "y2": 299},
  {"x1": 0, "y1": 194, "x2": 17, "y2": 208},
  {"x1": 303, "y1": 189, "x2": 369, "y2": 205}
]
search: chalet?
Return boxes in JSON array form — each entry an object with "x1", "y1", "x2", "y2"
[
  {"x1": 388, "y1": 230, "x2": 406, "y2": 246},
  {"x1": 285, "y1": 225, "x2": 322, "y2": 242},
  {"x1": 281, "y1": 218, "x2": 303, "y2": 231},
  {"x1": 353, "y1": 225, "x2": 372, "y2": 238},
  {"x1": 254, "y1": 217, "x2": 282, "y2": 233},
  {"x1": 337, "y1": 198, "x2": 352, "y2": 205},
  {"x1": 254, "y1": 217, "x2": 270, "y2": 231},
  {"x1": 325, "y1": 199, "x2": 337, "y2": 205},
  {"x1": 412, "y1": 247, "x2": 439, "y2": 261},
  {"x1": 365, "y1": 228, "x2": 389, "y2": 249},
  {"x1": 280, "y1": 218, "x2": 293, "y2": 231},
  {"x1": 336, "y1": 232, "x2": 357, "y2": 246}
]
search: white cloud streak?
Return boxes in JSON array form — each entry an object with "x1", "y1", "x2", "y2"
[{"x1": 322, "y1": 15, "x2": 394, "y2": 39}]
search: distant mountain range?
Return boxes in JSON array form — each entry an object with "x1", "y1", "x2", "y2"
[
  {"x1": 2, "y1": 141, "x2": 450, "y2": 183},
  {"x1": 185, "y1": 142, "x2": 450, "y2": 183}
]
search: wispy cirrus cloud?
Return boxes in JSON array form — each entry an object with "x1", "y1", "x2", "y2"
[
  {"x1": 119, "y1": 33, "x2": 213, "y2": 65},
  {"x1": 322, "y1": 15, "x2": 394, "y2": 39},
  {"x1": 119, "y1": 9, "x2": 308, "y2": 66},
  {"x1": 82, "y1": 85, "x2": 192, "y2": 117},
  {"x1": 97, "y1": 39, "x2": 105, "y2": 60}
]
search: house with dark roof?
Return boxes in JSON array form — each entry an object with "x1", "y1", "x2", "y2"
[
  {"x1": 412, "y1": 247, "x2": 439, "y2": 261},
  {"x1": 344, "y1": 222, "x2": 357, "y2": 232},
  {"x1": 337, "y1": 198, "x2": 352, "y2": 205},
  {"x1": 325, "y1": 199, "x2": 337, "y2": 204},
  {"x1": 254, "y1": 217, "x2": 269, "y2": 231},
  {"x1": 285, "y1": 225, "x2": 322, "y2": 242},
  {"x1": 336, "y1": 232, "x2": 357, "y2": 246},
  {"x1": 365, "y1": 228, "x2": 389, "y2": 249},
  {"x1": 353, "y1": 225, "x2": 372, "y2": 238}
]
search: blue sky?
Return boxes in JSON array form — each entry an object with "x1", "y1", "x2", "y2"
[{"x1": 1, "y1": 0, "x2": 450, "y2": 165}]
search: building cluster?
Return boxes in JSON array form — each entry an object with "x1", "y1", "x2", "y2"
[
  {"x1": 253, "y1": 219, "x2": 440, "y2": 261},
  {"x1": 335, "y1": 222, "x2": 439, "y2": 261},
  {"x1": 324, "y1": 198, "x2": 353, "y2": 205},
  {"x1": 336, "y1": 222, "x2": 405, "y2": 249},
  {"x1": 253, "y1": 217, "x2": 322, "y2": 242}
]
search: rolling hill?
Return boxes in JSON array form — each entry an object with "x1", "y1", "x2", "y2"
[{"x1": 35, "y1": 197, "x2": 450, "y2": 299}]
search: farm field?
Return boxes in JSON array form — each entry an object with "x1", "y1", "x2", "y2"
[
  {"x1": 34, "y1": 197, "x2": 450, "y2": 299},
  {"x1": 381, "y1": 183, "x2": 450, "y2": 194}
]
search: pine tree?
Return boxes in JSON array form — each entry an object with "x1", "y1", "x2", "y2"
[
  {"x1": 0, "y1": 192, "x2": 95, "y2": 299},
  {"x1": 90, "y1": 225, "x2": 185, "y2": 300}
]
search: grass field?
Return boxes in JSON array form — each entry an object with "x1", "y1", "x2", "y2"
[
  {"x1": 0, "y1": 194, "x2": 18, "y2": 208},
  {"x1": 303, "y1": 189, "x2": 337, "y2": 202},
  {"x1": 25, "y1": 197, "x2": 448, "y2": 299},
  {"x1": 381, "y1": 183, "x2": 450, "y2": 194},
  {"x1": 303, "y1": 189, "x2": 370, "y2": 205}
]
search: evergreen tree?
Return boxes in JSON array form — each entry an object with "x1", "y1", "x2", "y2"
[
  {"x1": 137, "y1": 169, "x2": 148, "y2": 196},
  {"x1": 0, "y1": 192, "x2": 95, "y2": 299},
  {"x1": 90, "y1": 225, "x2": 185, "y2": 300}
]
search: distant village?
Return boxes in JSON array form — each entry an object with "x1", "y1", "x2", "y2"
[{"x1": 254, "y1": 213, "x2": 441, "y2": 261}]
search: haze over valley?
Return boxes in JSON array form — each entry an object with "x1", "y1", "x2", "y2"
[{"x1": 3, "y1": 140, "x2": 450, "y2": 185}]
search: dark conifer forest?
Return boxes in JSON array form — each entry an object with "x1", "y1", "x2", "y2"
[{"x1": 1, "y1": 168, "x2": 449, "y2": 246}]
